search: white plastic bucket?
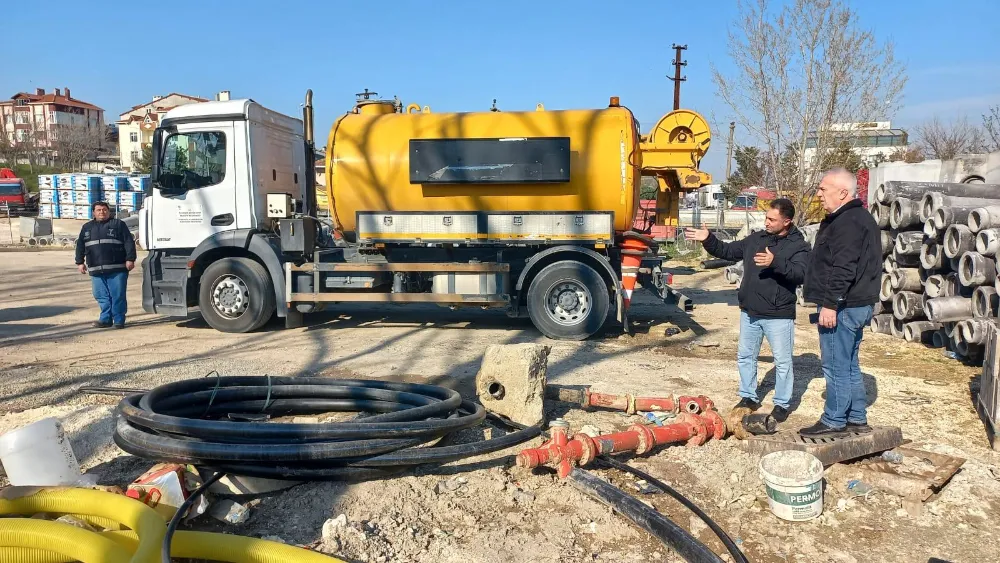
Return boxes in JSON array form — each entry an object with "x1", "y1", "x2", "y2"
[
  {"x1": 0, "y1": 417, "x2": 83, "y2": 486},
  {"x1": 759, "y1": 450, "x2": 824, "y2": 521}
]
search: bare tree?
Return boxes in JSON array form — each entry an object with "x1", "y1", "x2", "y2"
[
  {"x1": 0, "y1": 131, "x2": 17, "y2": 167},
  {"x1": 6, "y1": 121, "x2": 47, "y2": 174},
  {"x1": 713, "y1": 0, "x2": 906, "y2": 222},
  {"x1": 52, "y1": 122, "x2": 104, "y2": 171},
  {"x1": 886, "y1": 145, "x2": 925, "y2": 163},
  {"x1": 914, "y1": 116, "x2": 988, "y2": 160},
  {"x1": 983, "y1": 105, "x2": 1000, "y2": 153}
]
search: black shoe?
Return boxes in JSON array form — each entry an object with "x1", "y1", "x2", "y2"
[
  {"x1": 846, "y1": 422, "x2": 872, "y2": 433},
  {"x1": 93, "y1": 321, "x2": 111, "y2": 328},
  {"x1": 113, "y1": 324, "x2": 125, "y2": 329},
  {"x1": 798, "y1": 421, "x2": 847, "y2": 437},
  {"x1": 735, "y1": 398, "x2": 762, "y2": 411},
  {"x1": 771, "y1": 406, "x2": 790, "y2": 423}
]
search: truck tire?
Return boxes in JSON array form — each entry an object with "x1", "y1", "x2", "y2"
[
  {"x1": 526, "y1": 260, "x2": 610, "y2": 341},
  {"x1": 198, "y1": 257, "x2": 276, "y2": 333}
]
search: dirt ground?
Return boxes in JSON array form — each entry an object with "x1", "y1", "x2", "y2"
[{"x1": 2, "y1": 249, "x2": 999, "y2": 563}]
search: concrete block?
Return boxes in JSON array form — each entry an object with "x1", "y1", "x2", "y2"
[
  {"x1": 19, "y1": 217, "x2": 52, "y2": 238},
  {"x1": 475, "y1": 343, "x2": 550, "y2": 426}
]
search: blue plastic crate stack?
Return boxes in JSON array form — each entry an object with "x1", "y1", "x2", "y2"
[
  {"x1": 37, "y1": 173, "x2": 149, "y2": 219},
  {"x1": 38, "y1": 174, "x2": 60, "y2": 218},
  {"x1": 127, "y1": 175, "x2": 150, "y2": 192},
  {"x1": 102, "y1": 175, "x2": 128, "y2": 206},
  {"x1": 74, "y1": 174, "x2": 103, "y2": 220},
  {"x1": 56, "y1": 174, "x2": 75, "y2": 217},
  {"x1": 119, "y1": 175, "x2": 148, "y2": 211}
]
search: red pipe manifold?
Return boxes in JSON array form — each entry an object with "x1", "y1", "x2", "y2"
[
  {"x1": 516, "y1": 411, "x2": 727, "y2": 478},
  {"x1": 547, "y1": 385, "x2": 714, "y2": 415},
  {"x1": 584, "y1": 390, "x2": 714, "y2": 415}
]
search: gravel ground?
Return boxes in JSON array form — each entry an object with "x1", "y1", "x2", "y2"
[{"x1": 1, "y1": 250, "x2": 999, "y2": 562}]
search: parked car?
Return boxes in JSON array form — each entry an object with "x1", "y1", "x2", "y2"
[{"x1": 102, "y1": 164, "x2": 126, "y2": 175}]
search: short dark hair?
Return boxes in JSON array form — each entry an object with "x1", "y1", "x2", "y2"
[
  {"x1": 770, "y1": 198, "x2": 795, "y2": 221},
  {"x1": 92, "y1": 201, "x2": 111, "y2": 212}
]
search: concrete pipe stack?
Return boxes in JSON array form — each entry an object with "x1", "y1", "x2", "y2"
[{"x1": 869, "y1": 180, "x2": 1000, "y2": 365}]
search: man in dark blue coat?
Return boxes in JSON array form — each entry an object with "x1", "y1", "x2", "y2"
[
  {"x1": 685, "y1": 198, "x2": 810, "y2": 422},
  {"x1": 799, "y1": 168, "x2": 882, "y2": 436},
  {"x1": 75, "y1": 201, "x2": 137, "y2": 328}
]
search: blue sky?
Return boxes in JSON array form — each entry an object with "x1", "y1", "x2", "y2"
[{"x1": 6, "y1": 0, "x2": 999, "y2": 178}]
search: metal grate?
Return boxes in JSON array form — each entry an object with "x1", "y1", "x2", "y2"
[{"x1": 739, "y1": 426, "x2": 904, "y2": 466}]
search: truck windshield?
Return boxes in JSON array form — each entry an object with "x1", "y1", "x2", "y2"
[
  {"x1": 0, "y1": 184, "x2": 22, "y2": 196},
  {"x1": 160, "y1": 131, "x2": 227, "y2": 190}
]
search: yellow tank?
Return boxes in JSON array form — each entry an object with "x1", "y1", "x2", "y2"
[{"x1": 325, "y1": 99, "x2": 710, "y2": 236}]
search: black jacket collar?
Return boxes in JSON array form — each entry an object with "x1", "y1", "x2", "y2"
[{"x1": 825, "y1": 198, "x2": 863, "y2": 222}]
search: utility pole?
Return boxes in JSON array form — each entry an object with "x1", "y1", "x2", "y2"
[
  {"x1": 719, "y1": 122, "x2": 736, "y2": 235},
  {"x1": 668, "y1": 44, "x2": 687, "y2": 110},
  {"x1": 725, "y1": 121, "x2": 736, "y2": 181}
]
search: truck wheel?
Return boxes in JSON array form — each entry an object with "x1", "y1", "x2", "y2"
[
  {"x1": 199, "y1": 258, "x2": 275, "y2": 333},
  {"x1": 526, "y1": 260, "x2": 610, "y2": 341}
]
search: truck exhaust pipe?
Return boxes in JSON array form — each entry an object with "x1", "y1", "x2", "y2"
[{"x1": 303, "y1": 89, "x2": 316, "y2": 219}]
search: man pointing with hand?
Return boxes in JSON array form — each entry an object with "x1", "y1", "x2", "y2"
[{"x1": 685, "y1": 198, "x2": 810, "y2": 422}]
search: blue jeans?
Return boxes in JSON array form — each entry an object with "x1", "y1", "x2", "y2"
[
  {"x1": 91, "y1": 271, "x2": 129, "y2": 325},
  {"x1": 818, "y1": 305, "x2": 874, "y2": 428},
  {"x1": 737, "y1": 311, "x2": 795, "y2": 408}
]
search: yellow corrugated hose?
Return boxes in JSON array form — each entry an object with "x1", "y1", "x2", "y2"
[
  {"x1": 0, "y1": 488, "x2": 164, "y2": 562},
  {"x1": 0, "y1": 488, "x2": 345, "y2": 563},
  {"x1": 0, "y1": 519, "x2": 132, "y2": 563}
]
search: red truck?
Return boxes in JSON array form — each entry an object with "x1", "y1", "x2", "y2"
[{"x1": 0, "y1": 168, "x2": 38, "y2": 216}]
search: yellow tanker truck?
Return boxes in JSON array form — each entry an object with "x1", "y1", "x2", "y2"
[{"x1": 140, "y1": 90, "x2": 711, "y2": 340}]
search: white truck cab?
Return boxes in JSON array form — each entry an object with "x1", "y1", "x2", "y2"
[
  {"x1": 140, "y1": 100, "x2": 307, "y2": 250},
  {"x1": 140, "y1": 99, "x2": 313, "y2": 332}
]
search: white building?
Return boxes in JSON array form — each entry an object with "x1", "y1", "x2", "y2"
[
  {"x1": 116, "y1": 93, "x2": 209, "y2": 170},
  {"x1": 803, "y1": 121, "x2": 909, "y2": 165}
]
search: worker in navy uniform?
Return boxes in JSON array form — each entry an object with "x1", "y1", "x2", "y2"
[{"x1": 75, "y1": 201, "x2": 137, "y2": 328}]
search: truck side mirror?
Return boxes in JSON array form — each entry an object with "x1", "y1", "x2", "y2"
[{"x1": 151, "y1": 128, "x2": 163, "y2": 189}]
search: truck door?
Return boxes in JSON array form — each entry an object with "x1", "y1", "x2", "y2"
[{"x1": 148, "y1": 123, "x2": 237, "y2": 250}]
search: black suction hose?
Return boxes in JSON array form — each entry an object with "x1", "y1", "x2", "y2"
[
  {"x1": 595, "y1": 457, "x2": 750, "y2": 563},
  {"x1": 566, "y1": 468, "x2": 723, "y2": 563},
  {"x1": 162, "y1": 470, "x2": 224, "y2": 563},
  {"x1": 114, "y1": 376, "x2": 541, "y2": 480}
]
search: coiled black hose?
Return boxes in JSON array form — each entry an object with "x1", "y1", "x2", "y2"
[{"x1": 114, "y1": 376, "x2": 541, "y2": 480}]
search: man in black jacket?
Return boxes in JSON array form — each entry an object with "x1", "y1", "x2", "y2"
[
  {"x1": 685, "y1": 198, "x2": 810, "y2": 422},
  {"x1": 799, "y1": 168, "x2": 881, "y2": 437},
  {"x1": 75, "y1": 202, "x2": 137, "y2": 328}
]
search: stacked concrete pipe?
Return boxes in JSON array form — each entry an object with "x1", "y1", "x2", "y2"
[{"x1": 870, "y1": 180, "x2": 1000, "y2": 364}]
